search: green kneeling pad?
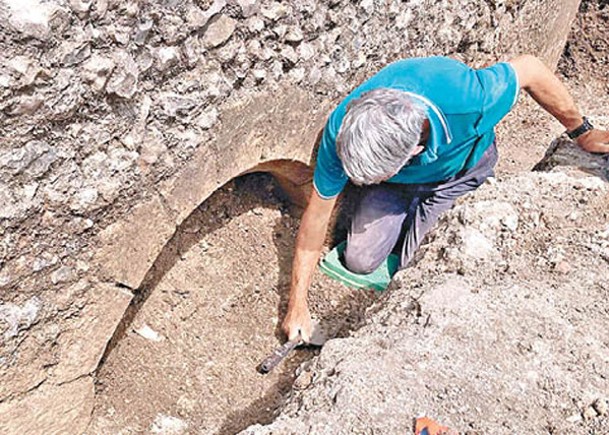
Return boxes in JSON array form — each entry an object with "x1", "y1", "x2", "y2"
[{"x1": 319, "y1": 241, "x2": 399, "y2": 292}]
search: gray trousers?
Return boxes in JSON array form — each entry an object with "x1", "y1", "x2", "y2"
[{"x1": 344, "y1": 143, "x2": 498, "y2": 273}]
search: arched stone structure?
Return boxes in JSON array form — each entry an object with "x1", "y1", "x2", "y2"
[{"x1": 94, "y1": 87, "x2": 325, "y2": 291}]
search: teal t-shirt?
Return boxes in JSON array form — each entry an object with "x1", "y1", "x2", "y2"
[{"x1": 313, "y1": 56, "x2": 520, "y2": 199}]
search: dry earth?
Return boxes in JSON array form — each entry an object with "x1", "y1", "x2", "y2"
[{"x1": 244, "y1": 168, "x2": 609, "y2": 435}]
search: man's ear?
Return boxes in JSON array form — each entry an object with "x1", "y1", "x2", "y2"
[{"x1": 411, "y1": 145, "x2": 425, "y2": 156}]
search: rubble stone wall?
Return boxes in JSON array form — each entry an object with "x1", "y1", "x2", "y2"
[{"x1": 0, "y1": 0, "x2": 579, "y2": 433}]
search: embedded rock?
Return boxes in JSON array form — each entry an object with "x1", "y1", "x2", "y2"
[
  {"x1": 202, "y1": 15, "x2": 237, "y2": 48},
  {"x1": 105, "y1": 51, "x2": 139, "y2": 98},
  {"x1": 534, "y1": 136, "x2": 609, "y2": 181},
  {"x1": 82, "y1": 54, "x2": 116, "y2": 92},
  {"x1": 5, "y1": 0, "x2": 63, "y2": 40}
]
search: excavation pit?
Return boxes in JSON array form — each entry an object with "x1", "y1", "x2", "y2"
[{"x1": 89, "y1": 174, "x2": 377, "y2": 434}]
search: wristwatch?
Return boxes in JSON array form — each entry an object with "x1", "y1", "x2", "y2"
[{"x1": 567, "y1": 116, "x2": 594, "y2": 139}]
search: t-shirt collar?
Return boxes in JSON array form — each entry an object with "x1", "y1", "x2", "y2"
[{"x1": 402, "y1": 92, "x2": 452, "y2": 165}]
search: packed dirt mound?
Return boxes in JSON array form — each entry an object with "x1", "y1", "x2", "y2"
[{"x1": 242, "y1": 169, "x2": 609, "y2": 434}]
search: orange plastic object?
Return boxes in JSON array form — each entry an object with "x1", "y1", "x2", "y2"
[{"x1": 414, "y1": 416, "x2": 451, "y2": 435}]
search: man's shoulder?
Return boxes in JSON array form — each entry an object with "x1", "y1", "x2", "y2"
[
  {"x1": 326, "y1": 56, "x2": 481, "y2": 134},
  {"x1": 373, "y1": 56, "x2": 481, "y2": 114},
  {"x1": 329, "y1": 57, "x2": 467, "y2": 115}
]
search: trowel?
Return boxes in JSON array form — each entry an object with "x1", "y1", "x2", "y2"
[{"x1": 258, "y1": 321, "x2": 327, "y2": 374}]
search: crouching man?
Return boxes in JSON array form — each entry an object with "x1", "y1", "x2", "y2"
[{"x1": 282, "y1": 55, "x2": 609, "y2": 342}]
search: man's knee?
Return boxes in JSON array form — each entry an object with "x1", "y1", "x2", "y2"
[{"x1": 343, "y1": 243, "x2": 385, "y2": 275}]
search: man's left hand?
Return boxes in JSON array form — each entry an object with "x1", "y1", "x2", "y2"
[{"x1": 576, "y1": 129, "x2": 609, "y2": 154}]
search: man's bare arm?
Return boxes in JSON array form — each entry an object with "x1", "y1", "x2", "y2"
[
  {"x1": 281, "y1": 189, "x2": 337, "y2": 342},
  {"x1": 509, "y1": 54, "x2": 609, "y2": 153}
]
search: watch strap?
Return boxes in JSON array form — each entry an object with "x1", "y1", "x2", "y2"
[{"x1": 567, "y1": 116, "x2": 594, "y2": 139}]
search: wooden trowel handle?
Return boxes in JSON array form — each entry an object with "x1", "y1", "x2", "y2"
[{"x1": 258, "y1": 338, "x2": 301, "y2": 374}]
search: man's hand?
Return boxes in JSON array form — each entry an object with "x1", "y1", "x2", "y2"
[
  {"x1": 576, "y1": 129, "x2": 609, "y2": 154},
  {"x1": 281, "y1": 303, "x2": 312, "y2": 342}
]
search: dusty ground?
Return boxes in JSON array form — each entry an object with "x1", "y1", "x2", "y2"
[
  {"x1": 559, "y1": 0, "x2": 609, "y2": 85},
  {"x1": 89, "y1": 175, "x2": 377, "y2": 434}
]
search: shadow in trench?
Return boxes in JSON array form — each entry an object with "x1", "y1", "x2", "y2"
[{"x1": 216, "y1": 284, "x2": 380, "y2": 435}]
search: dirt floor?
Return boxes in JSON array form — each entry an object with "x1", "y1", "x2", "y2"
[
  {"x1": 89, "y1": 3, "x2": 609, "y2": 434},
  {"x1": 89, "y1": 175, "x2": 377, "y2": 434}
]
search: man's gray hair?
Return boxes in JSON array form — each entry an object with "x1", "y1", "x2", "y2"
[{"x1": 336, "y1": 88, "x2": 427, "y2": 185}]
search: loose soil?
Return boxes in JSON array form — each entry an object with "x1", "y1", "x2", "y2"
[
  {"x1": 89, "y1": 175, "x2": 377, "y2": 434},
  {"x1": 246, "y1": 167, "x2": 609, "y2": 434}
]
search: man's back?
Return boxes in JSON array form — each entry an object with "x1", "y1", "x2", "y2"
[{"x1": 313, "y1": 56, "x2": 519, "y2": 199}]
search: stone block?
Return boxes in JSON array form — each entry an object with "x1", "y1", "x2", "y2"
[
  {"x1": 158, "y1": 147, "x2": 219, "y2": 225},
  {"x1": 52, "y1": 282, "x2": 132, "y2": 384},
  {"x1": 0, "y1": 377, "x2": 94, "y2": 435},
  {"x1": 0, "y1": 282, "x2": 131, "y2": 401},
  {"x1": 96, "y1": 195, "x2": 176, "y2": 289},
  {"x1": 159, "y1": 87, "x2": 326, "y2": 226}
]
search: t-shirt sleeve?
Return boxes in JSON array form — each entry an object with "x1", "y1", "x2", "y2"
[
  {"x1": 312, "y1": 114, "x2": 348, "y2": 199},
  {"x1": 474, "y1": 62, "x2": 520, "y2": 133}
]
